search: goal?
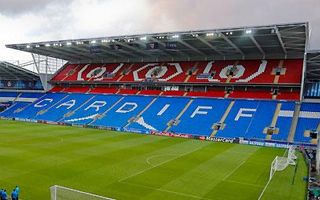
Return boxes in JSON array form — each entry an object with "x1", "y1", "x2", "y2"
[
  {"x1": 269, "y1": 145, "x2": 297, "y2": 180},
  {"x1": 257, "y1": 146, "x2": 297, "y2": 200},
  {"x1": 50, "y1": 185, "x2": 115, "y2": 200}
]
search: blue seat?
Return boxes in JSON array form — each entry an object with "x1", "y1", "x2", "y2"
[
  {"x1": 63, "y1": 94, "x2": 122, "y2": 125},
  {"x1": 294, "y1": 103, "x2": 320, "y2": 143},
  {"x1": 0, "y1": 102, "x2": 30, "y2": 118},
  {"x1": 216, "y1": 99, "x2": 259, "y2": 139},
  {"x1": 14, "y1": 93, "x2": 68, "y2": 120},
  {"x1": 34, "y1": 94, "x2": 93, "y2": 122},
  {"x1": 127, "y1": 96, "x2": 189, "y2": 133},
  {"x1": 170, "y1": 98, "x2": 231, "y2": 136},
  {"x1": 92, "y1": 95, "x2": 154, "y2": 129},
  {"x1": 272, "y1": 101, "x2": 295, "y2": 141}
]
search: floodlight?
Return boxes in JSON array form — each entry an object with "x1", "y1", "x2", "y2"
[
  {"x1": 206, "y1": 33, "x2": 214, "y2": 37},
  {"x1": 26, "y1": 45, "x2": 31, "y2": 49},
  {"x1": 66, "y1": 42, "x2": 72, "y2": 46},
  {"x1": 245, "y1": 29, "x2": 252, "y2": 34},
  {"x1": 172, "y1": 34, "x2": 179, "y2": 39},
  {"x1": 140, "y1": 36, "x2": 147, "y2": 41},
  {"x1": 35, "y1": 45, "x2": 40, "y2": 48},
  {"x1": 101, "y1": 39, "x2": 110, "y2": 43},
  {"x1": 45, "y1": 43, "x2": 51, "y2": 47},
  {"x1": 90, "y1": 40, "x2": 97, "y2": 44}
]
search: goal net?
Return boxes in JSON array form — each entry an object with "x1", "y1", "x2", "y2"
[
  {"x1": 50, "y1": 185, "x2": 115, "y2": 200},
  {"x1": 269, "y1": 146, "x2": 297, "y2": 180},
  {"x1": 257, "y1": 146, "x2": 297, "y2": 200}
]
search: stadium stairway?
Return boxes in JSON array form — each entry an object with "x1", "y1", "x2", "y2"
[
  {"x1": 210, "y1": 100, "x2": 235, "y2": 137},
  {"x1": 287, "y1": 102, "x2": 301, "y2": 142},
  {"x1": 165, "y1": 99, "x2": 194, "y2": 132}
]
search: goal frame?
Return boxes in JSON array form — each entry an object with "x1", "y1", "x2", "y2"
[{"x1": 50, "y1": 185, "x2": 116, "y2": 200}]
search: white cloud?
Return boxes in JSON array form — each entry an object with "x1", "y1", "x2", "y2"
[{"x1": 0, "y1": 0, "x2": 319, "y2": 63}]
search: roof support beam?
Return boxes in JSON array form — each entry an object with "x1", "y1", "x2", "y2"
[
  {"x1": 220, "y1": 34, "x2": 245, "y2": 58},
  {"x1": 275, "y1": 27, "x2": 287, "y2": 56},
  {"x1": 149, "y1": 37, "x2": 190, "y2": 58},
  {"x1": 195, "y1": 36, "x2": 224, "y2": 56},
  {"x1": 177, "y1": 39, "x2": 207, "y2": 56},
  {"x1": 113, "y1": 41, "x2": 150, "y2": 57},
  {"x1": 249, "y1": 35, "x2": 265, "y2": 59}
]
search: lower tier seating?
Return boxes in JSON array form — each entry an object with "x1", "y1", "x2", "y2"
[{"x1": 1, "y1": 92, "x2": 319, "y2": 145}]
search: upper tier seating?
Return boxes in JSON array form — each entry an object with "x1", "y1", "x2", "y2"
[
  {"x1": 51, "y1": 59, "x2": 303, "y2": 85},
  {"x1": 1, "y1": 92, "x2": 319, "y2": 144}
]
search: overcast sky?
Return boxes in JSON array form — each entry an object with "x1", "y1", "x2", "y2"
[{"x1": 0, "y1": 0, "x2": 319, "y2": 63}]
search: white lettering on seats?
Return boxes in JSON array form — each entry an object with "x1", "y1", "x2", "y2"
[
  {"x1": 34, "y1": 99, "x2": 53, "y2": 108},
  {"x1": 235, "y1": 108, "x2": 257, "y2": 121},
  {"x1": 116, "y1": 102, "x2": 138, "y2": 113},
  {"x1": 77, "y1": 64, "x2": 90, "y2": 81},
  {"x1": 84, "y1": 101, "x2": 107, "y2": 111},
  {"x1": 236, "y1": 60, "x2": 267, "y2": 83},
  {"x1": 190, "y1": 106, "x2": 212, "y2": 118},
  {"x1": 219, "y1": 65, "x2": 245, "y2": 79},
  {"x1": 56, "y1": 100, "x2": 76, "y2": 109},
  {"x1": 157, "y1": 104, "x2": 170, "y2": 116},
  {"x1": 133, "y1": 63, "x2": 183, "y2": 81}
]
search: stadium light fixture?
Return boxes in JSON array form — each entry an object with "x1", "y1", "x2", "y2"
[
  {"x1": 245, "y1": 29, "x2": 252, "y2": 34},
  {"x1": 90, "y1": 40, "x2": 97, "y2": 44},
  {"x1": 45, "y1": 43, "x2": 51, "y2": 47},
  {"x1": 172, "y1": 34, "x2": 179, "y2": 39},
  {"x1": 206, "y1": 33, "x2": 214, "y2": 37},
  {"x1": 35, "y1": 44, "x2": 40, "y2": 48},
  {"x1": 66, "y1": 42, "x2": 72, "y2": 46},
  {"x1": 26, "y1": 45, "x2": 31, "y2": 49},
  {"x1": 76, "y1": 41, "x2": 83, "y2": 45},
  {"x1": 140, "y1": 36, "x2": 147, "y2": 41},
  {"x1": 101, "y1": 39, "x2": 110, "y2": 43}
]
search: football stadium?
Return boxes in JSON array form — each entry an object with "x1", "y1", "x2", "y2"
[{"x1": 0, "y1": 17, "x2": 320, "y2": 200}]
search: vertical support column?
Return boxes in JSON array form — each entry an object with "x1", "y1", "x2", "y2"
[{"x1": 300, "y1": 52, "x2": 307, "y2": 101}]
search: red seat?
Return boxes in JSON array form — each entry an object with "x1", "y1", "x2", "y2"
[
  {"x1": 63, "y1": 86, "x2": 90, "y2": 93},
  {"x1": 277, "y1": 91, "x2": 300, "y2": 100},
  {"x1": 90, "y1": 87, "x2": 118, "y2": 94},
  {"x1": 229, "y1": 90, "x2": 272, "y2": 99},
  {"x1": 118, "y1": 89, "x2": 138, "y2": 95},
  {"x1": 187, "y1": 91, "x2": 225, "y2": 98},
  {"x1": 139, "y1": 90, "x2": 162, "y2": 95},
  {"x1": 161, "y1": 90, "x2": 185, "y2": 96}
]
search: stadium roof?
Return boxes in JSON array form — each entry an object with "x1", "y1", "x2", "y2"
[
  {"x1": 6, "y1": 22, "x2": 308, "y2": 63},
  {"x1": 0, "y1": 61, "x2": 40, "y2": 81},
  {"x1": 306, "y1": 50, "x2": 320, "y2": 83}
]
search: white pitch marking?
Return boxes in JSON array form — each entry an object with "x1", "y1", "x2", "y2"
[
  {"x1": 146, "y1": 154, "x2": 180, "y2": 167},
  {"x1": 118, "y1": 145, "x2": 205, "y2": 182},
  {"x1": 222, "y1": 160, "x2": 246, "y2": 181}
]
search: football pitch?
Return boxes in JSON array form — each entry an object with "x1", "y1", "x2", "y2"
[{"x1": 0, "y1": 120, "x2": 307, "y2": 200}]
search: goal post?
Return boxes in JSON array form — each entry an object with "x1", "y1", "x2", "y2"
[
  {"x1": 258, "y1": 145, "x2": 297, "y2": 200},
  {"x1": 269, "y1": 146, "x2": 297, "y2": 180},
  {"x1": 50, "y1": 185, "x2": 116, "y2": 200}
]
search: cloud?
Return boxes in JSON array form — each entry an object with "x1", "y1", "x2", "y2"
[
  {"x1": 0, "y1": 0, "x2": 70, "y2": 16},
  {"x1": 0, "y1": 0, "x2": 319, "y2": 63}
]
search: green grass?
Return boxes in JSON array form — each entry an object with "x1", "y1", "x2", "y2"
[{"x1": 0, "y1": 120, "x2": 307, "y2": 200}]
